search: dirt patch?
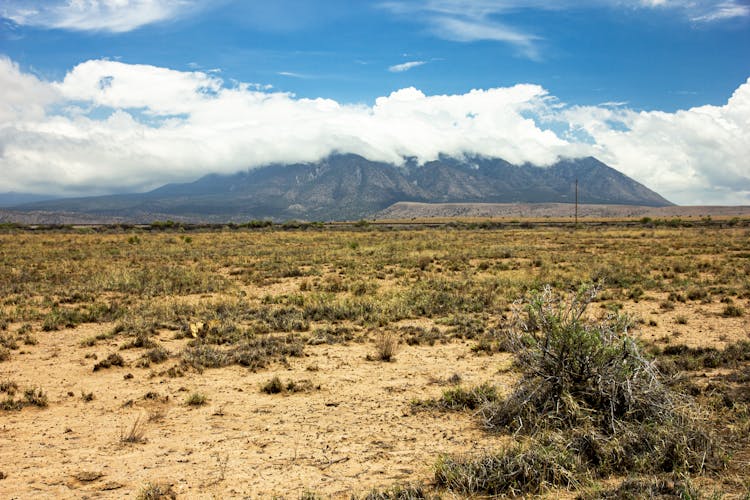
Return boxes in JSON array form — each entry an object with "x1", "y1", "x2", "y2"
[{"x1": 0, "y1": 323, "x2": 511, "y2": 498}]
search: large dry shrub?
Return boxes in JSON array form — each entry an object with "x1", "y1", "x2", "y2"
[{"x1": 481, "y1": 285, "x2": 719, "y2": 475}]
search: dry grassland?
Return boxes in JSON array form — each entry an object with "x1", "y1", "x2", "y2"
[{"x1": 1, "y1": 222, "x2": 749, "y2": 498}]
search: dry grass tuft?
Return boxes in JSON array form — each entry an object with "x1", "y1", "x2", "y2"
[
  {"x1": 358, "y1": 483, "x2": 439, "y2": 499},
  {"x1": 372, "y1": 331, "x2": 400, "y2": 362},
  {"x1": 120, "y1": 414, "x2": 147, "y2": 444},
  {"x1": 136, "y1": 481, "x2": 176, "y2": 500},
  {"x1": 412, "y1": 383, "x2": 499, "y2": 412},
  {"x1": 185, "y1": 392, "x2": 207, "y2": 406},
  {"x1": 434, "y1": 442, "x2": 580, "y2": 496}
]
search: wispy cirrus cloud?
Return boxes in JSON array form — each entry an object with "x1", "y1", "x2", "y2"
[
  {"x1": 380, "y1": 0, "x2": 543, "y2": 59},
  {"x1": 690, "y1": 1, "x2": 750, "y2": 22},
  {"x1": 277, "y1": 71, "x2": 309, "y2": 78},
  {"x1": 388, "y1": 60, "x2": 427, "y2": 72},
  {"x1": 0, "y1": 0, "x2": 205, "y2": 33},
  {"x1": 380, "y1": 0, "x2": 749, "y2": 60},
  {"x1": 636, "y1": 0, "x2": 750, "y2": 21}
]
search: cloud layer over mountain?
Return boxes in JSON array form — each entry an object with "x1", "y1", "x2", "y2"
[{"x1": 0, "y1": 56, "x2": 748, "y2": 204}]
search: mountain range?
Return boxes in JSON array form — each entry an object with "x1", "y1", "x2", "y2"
[
  {"x1": 6, "y1": 154, "x2": 672, "y2": 222},
  {"x1": 0, "y1": 192, "x2": 60, "y2": 207}
]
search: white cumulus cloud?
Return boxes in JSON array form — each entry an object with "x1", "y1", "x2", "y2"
[
  {"x1": 0, "y1": 56, "x2": 749, "y2": 205},
  {"x1": 562, "y1": 79, "x2": 750, "y2": 204}
]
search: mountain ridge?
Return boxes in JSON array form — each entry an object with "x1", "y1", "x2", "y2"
[
  {"x1": 10, "y1": 154, "x2": 672, "y2": 221},
  {"x1": 0, "y1": 192, "x2": 60, "y2": 207}
]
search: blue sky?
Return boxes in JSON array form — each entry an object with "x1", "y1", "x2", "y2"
[{"x1": 1, "y1": 0, "x2": 749, "y2": 204}]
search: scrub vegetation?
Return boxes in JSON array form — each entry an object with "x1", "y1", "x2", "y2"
[{"x1": 0, "y1": 219, "x2": 749, "y2": 496}]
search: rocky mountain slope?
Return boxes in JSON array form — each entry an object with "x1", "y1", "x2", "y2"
[{"x1": 11, "y1": 154, "x2": 672, "y2": 221}]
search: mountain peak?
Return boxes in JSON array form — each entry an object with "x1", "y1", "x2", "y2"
[{"x1": 12, "y1": 155, "x2": 671, "y2": 221}]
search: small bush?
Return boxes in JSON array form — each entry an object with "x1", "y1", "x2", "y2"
[
  {"x1": 439, "y1": 383, "x2": 498, "y2": 410},
  {"x1": 285, "y1": 379, "x2": 317, "y2": 393},
  {"x1": 299, "y1": 492, "x2": 323, "y2": 500},
  {"x1": 93, "y1": 353, "x2": 125, "y2": 371},
  {"x1": 185, "y1": 392, "x2": 207, "y2": 406},
  {"x1": 181, "y1": 344, "x2": 229, "y2": 370},
  {"x1": 261, "y1": 376, "x2": 284, "y2": 394},
  {"x1": 80, "y1": 336, "x2": 97, "y2": 347},
  {"x1": 486, "y1": 287, "x2": 687, "y2": 433},
  {"x1": 260, "y1": 376, "x2": 317, "y2": 394},
  {"x1": 402, "y1": 325, "x2": 445, "y2": 346},
  {"x1": 0, "y1": 333, "x2": 17, "y2": 350},
  {"x1": 181, "y1": 334, "x2": 305, "y2": 372},
  {"x1": 686, "y1": 287, "x2": 708, "y2": 301},
  {"x1": 0, "y1": 397, "x2": 23, "y2": 411},
  {"x1": 23, "y1": 387, "x2": 48, "y2": 407},
  {"x1": 0, "y1": 385, "x2": 47, "y2": 411},
  {"x1": 307, "y1": 325, "x2": 356, "y2": 345},
  {"x1": 659, "y1": 300, "x2": 675, "y2": 311},
  {"x1": 120, "y1": 333, "x2": 157, "y2": 350},
  {"x1": 658, "y1": 341, "x2": 750, "y2": 371},
  {"x1": 0, "y1": 380, "x2": 18, "y2": 395},
  {"x1": 137, "y1": 345, "x2": 170, "y2": 367},
  {"x1": 723, "y1": 304, "x2": 744, "y2": 317}
]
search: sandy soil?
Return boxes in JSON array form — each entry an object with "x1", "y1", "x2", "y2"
[
  {"x1": 0, "y1": 322, "x2": 513, "y2": 499},
  {"x1": 1, "y1": 295, "x2": 748, "y2": 498},
  {"x1": 624, "y1": 293, "x2": 750, "y2": 349}
]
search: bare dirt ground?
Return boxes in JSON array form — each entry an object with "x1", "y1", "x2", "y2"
[
  {"x1": 2, "y1": 298, "x2": 748, "y2": 498},
  {"x1": 1, "y1": 322, "x2": 514, "y2": 498},
  {"x1": 626, "y1": 293, "x2": 750, "y2": 350}
]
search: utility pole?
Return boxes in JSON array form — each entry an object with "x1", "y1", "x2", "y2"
[{"x1": 575, "y1": 178, "x2": 579, "y2": 228}]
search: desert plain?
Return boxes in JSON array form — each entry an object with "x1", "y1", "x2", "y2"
[{"x1": 1, "y1": 219, "x2": 749, "y2": 498}]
